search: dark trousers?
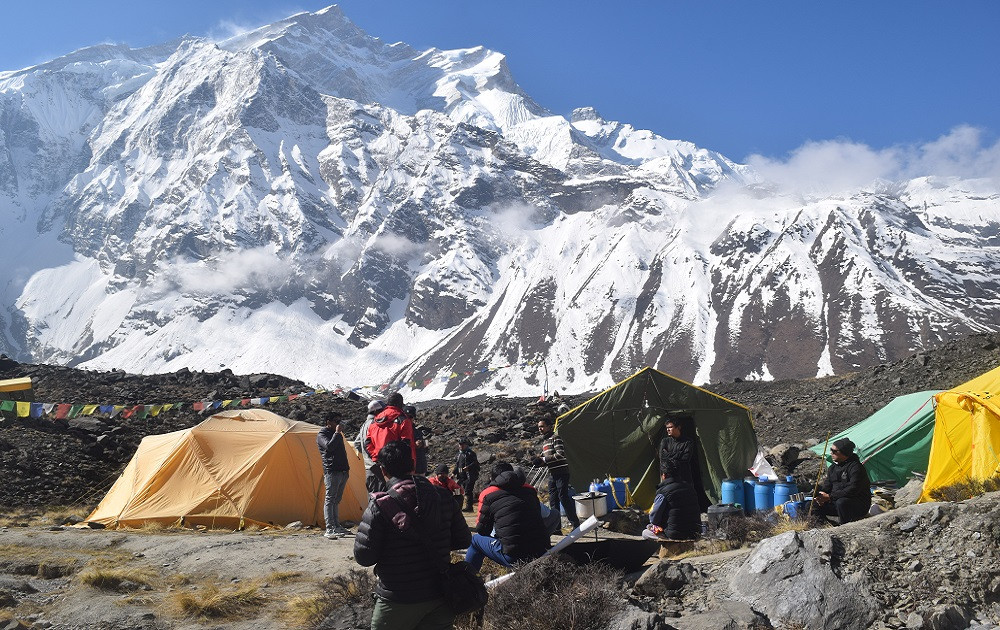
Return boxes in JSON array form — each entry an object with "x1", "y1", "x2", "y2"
[
  {"x1": 817, "y1": 496, "x2": 870, "y2": 524},
  {"x1": 459, "y1": 475, "x2": 477, "y2": 510},
  {"x1": 549, "y1": 471, "x2": 579, "y2": 527},
  {"x1": 366, "y1": 464, "x2": 386, "y2": 494}
]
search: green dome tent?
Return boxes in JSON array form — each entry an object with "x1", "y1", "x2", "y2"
[
  {"x1": 809, "y1": 390, "x2": 939, "y2": 487},
  {"x1": 556, "y1": 367, "x2": 758, "y2": 509}
]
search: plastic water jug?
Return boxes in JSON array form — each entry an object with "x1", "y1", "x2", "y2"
[
  {"x1": 721, "y1": 479, "x2": 745, "y2": 508},
  {"x1": 773, "y1": 476, "x2": 797, "y2": 507},
  {"x1": 754, "y1": 477, "x2": 775, "y2": 512},
  {"x1": 742, "y1": 476, "x2": 757, "y2": 514}
]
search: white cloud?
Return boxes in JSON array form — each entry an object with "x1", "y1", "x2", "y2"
[
  {"x1": 371, "y1": 233, "x2": 426, "y2": 259},
  {"x1": 745, "y1": 126, "x2": 1000, "y2": 196},
  {"x1": 149, "y1": 246, "x2": 296, "y2": 296}
]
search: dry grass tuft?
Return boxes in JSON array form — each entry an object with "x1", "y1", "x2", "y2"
[
  {"x1": 266, "y1": 570, "x2": 303, "y2": 584},
  {"x1": 170, "y1": 582, "x2": 266, "y2": 619},
  {"x1": 78, "y1": 566, "x2": 157, "y2": 590},
  {"x1": 284, "y1": 569, "x2": 376, "y2": 628},
  {"x1": 928, "y1": 473, "x2": 1000, "y2": 502},
  {"x1": 0, "y1": 506, "x2": 90, "y2": 528},
  {"x1": 456, "y1": 554, "x2": 623, "y2": 630}
]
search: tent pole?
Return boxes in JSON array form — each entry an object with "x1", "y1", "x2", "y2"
[{"x1": 809, "y1": 432, "x2": 831, "y2": 518}]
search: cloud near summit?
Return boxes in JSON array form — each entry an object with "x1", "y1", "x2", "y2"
[{"x1": 746, "y1": 126, "x2": 1000, "y2": 196}]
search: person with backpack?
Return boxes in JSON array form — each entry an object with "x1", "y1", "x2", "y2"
[
  {"x1": 365, "y1": 392, "x2": 416, "y2": 484},
  {"x1": 354, "y1": 441, "x2": 471, "y2": 629},
  {"x1": 453, "y1": 437, "x2": 480, "y2": 512},
  {"x1": 316, "y1": 411, "x2": 353, "y2": 539}
]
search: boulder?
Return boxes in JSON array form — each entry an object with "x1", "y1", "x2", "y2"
[
  {"x1": 668, "y1": 601, "x2": 772, "y2": 630},
  {"x1": 729, "y1": 530, "x2": 876, "y2": 630},
  {"x1": 633, "y1": 561, "x2": 696, "y2": 597},
  {"x1": 768, "y1": 444, "x2": 800, "y2": 468},
  {"x1": 893, "y1": 477, "x2": 924, "y2": 507},
  {"x1": 606, "y1": 605, "x2": 676, "y2": 630}
]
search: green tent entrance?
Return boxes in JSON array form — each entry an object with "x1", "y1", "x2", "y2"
[
  {"x1": 556, "y1": 367, "x2": 759, "y2": 509},
  {"x1": 810, "y1": 390, "x2": 939, "y2": 487}
]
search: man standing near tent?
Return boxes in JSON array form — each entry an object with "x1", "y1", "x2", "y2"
[
  {"x1": 535, "y1": 417, "x2": 581, "y2": 530},
  {"x1": 815, "y1": 438, "x2": 871, "y2": 524},
  {"x1": 354, "y1": 440, "x2": 471, "y2": 629},
  {"x1": 659, "y1": 415, "x2": 711, "y2": 513},
  {"x1": 317, "y1": 411, "x2": 353, "y2": 539}
]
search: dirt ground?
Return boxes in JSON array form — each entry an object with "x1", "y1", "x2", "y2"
[{"x1": 0, "y1": 524, "x2": 369, "y2": 630}]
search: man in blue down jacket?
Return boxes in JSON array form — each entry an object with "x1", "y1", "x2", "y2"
[
  {"x1": 354, "y1": 440, "x2": 471, "y2": 630},
  {"x1": 465, "y1": 466, "x2": 550, "y2": 572},
  {"x1": 815, "y1": 438, "x2": 871, "y2": 524}
]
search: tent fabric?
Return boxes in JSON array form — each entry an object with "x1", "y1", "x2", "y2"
[
  {"x1": 809, "y1": 391, "x2": 940, "y2": 487},
  {"x1": 83, "y1": 409, "x2": 367, "y2": 529},
  {"x1": 920, "y1": 365, "x2": 1000, "y2": 503},
  {"x1": 556, "y1": 367, "x2": 758, "y2": 509}
]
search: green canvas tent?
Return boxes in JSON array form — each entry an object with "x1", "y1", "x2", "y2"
[
  {"x1": 556, "y1": 367, "x2": 759, "y2": 509},
  {"x1": 810, "y1": 390, "x2": 939, "y2": 486}
]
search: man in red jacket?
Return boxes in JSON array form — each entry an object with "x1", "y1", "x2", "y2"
[{"x1": 365, "y1": 392, "x2": 416, "y2": 466}]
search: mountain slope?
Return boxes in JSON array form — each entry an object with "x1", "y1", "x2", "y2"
[{"x1": 1, "y1": 6, "x2": 998, "y2": 399}]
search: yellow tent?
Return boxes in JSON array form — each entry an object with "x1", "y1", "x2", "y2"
[
  {"x1": 920, "y1": 365, "x2": 1000, "y2": 502},
  {"x1": 83, "y1": 409, "x2": 368, "y2": 529}
]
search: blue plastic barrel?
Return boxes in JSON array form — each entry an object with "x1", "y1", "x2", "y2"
[
  {"x1": 742, "y1": 477, "x2": 757, "y2": 514},
  {"x1": 773, "y1": 477, "x2": 796, "y2": 507},
  {"x1": 721, "y1": 479, "x2": 745, "y2": 509},
  {"x1": 754, "y1": 478, "x2": 775, "y2": 512}
]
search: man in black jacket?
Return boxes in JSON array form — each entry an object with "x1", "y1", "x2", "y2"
[
  {"x1": 815, "y1": 438, "x2": 871, "y2": 524},
  {"x1": 454, "y1": 437, "x2": 480, "y2": 512},
  {"x1": 644, "y1": 459, "x2": 701, "y2": 541},
  {"x1": 354, "y1": 440, "x2": 471, "y2": 629},
  {"x1": 317, "y1": 411, "x2": 352, "y2": 539},
  {"x1": 659, "y1": 415, "x2": 711, "y2": 513},
  {"x1": 465, "y1": 465, "x2": 550, "y2": 572}
]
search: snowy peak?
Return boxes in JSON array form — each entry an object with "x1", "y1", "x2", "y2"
[{"x1": 1, "y1": 6, "x2": 998, "y2": 400}]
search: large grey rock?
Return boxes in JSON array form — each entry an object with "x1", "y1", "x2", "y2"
[
  {"x1": 633, "y1": 561, "x2": 696, "y2": 597},
  {"x1": 768, "y1": 444, "x2": 800, "y2": 468},
  {"x1": 607, "y1": 605, "x2": 676, "y2": 630},
  {"x1": 893, "y1": 477, "x2": 924, "y2": 507},
  {"x1": 668, "y1": 601, "x2": 772, "y2": 630},
  {"x1": 729, "y1": 530, "x2": 876, "y2": 630}
]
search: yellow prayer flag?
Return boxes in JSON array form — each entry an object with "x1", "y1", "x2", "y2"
[
  {"x1": 222, "y1": 400, "x2": 233, "y2": 408},
  {"x1": 16, "y1": 402, "x2": 30, "y2": 417},
  {"x1": 82, "y1": 405, "x2": 98, "y2": 416},
  {"x1": 161, "y1": 403, "x2": 174, "y2": 412},
  {"x1": 150, "y1": 405, "x2": 163, "y2": 417},
  {"x1": 269, "y1": 396, "x2": 280, "y2": 403}
]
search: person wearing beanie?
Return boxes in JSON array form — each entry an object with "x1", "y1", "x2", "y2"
[{"x1": 815, "y1": 438, "x2": 872, "y2": 524}]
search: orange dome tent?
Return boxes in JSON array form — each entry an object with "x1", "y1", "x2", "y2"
[{"x1": 83, "y1": 409, "x2": 367, "y2": 529}]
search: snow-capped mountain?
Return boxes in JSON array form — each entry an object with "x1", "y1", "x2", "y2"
[{"x1": 2, "y1": 6, "x2": 998, "y2": 399}]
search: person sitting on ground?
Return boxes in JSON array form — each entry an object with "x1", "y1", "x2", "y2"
[
  {"x1": 428, "y1": 463, "x2": 464, "y2": 509},
  {"x1": 644, "y1": 458, "x2": 702, "y2": 541},
  {"x1": 477, "y1": 462, "x2": 561, "y2": 534},
  {"x1": 354, "y1": 441, "x2": 471, "y2": 629},
  {"x1": 465, "y1": 465, "x2": 551, "y2": 573},
  {"x1": 814, "y1": 438, "x2": 871, "y2": 525}
]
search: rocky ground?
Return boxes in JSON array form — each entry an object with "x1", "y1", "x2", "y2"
[
  {"x1": 2, "y1": 331, "x2": 1000, "y2": 629},
  {"x1": 3, "y1": 332, "x2": 1000, "y2": 509}
]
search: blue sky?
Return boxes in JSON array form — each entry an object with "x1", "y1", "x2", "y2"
[{"x1": 2, "y1": 1, "x2": 998, "y2": 163}]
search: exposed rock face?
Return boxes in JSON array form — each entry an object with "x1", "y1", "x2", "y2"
[
  {"x1": 729, "y1": 530, "x2": 875, "y2": 630},
  {"x1": 1, "y1": 8, "x2": 998, "y2": 397}
]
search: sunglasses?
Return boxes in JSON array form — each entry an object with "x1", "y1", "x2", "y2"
[{"x1": 830, "y1": 448, "x2": 839, "y2": 453}]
